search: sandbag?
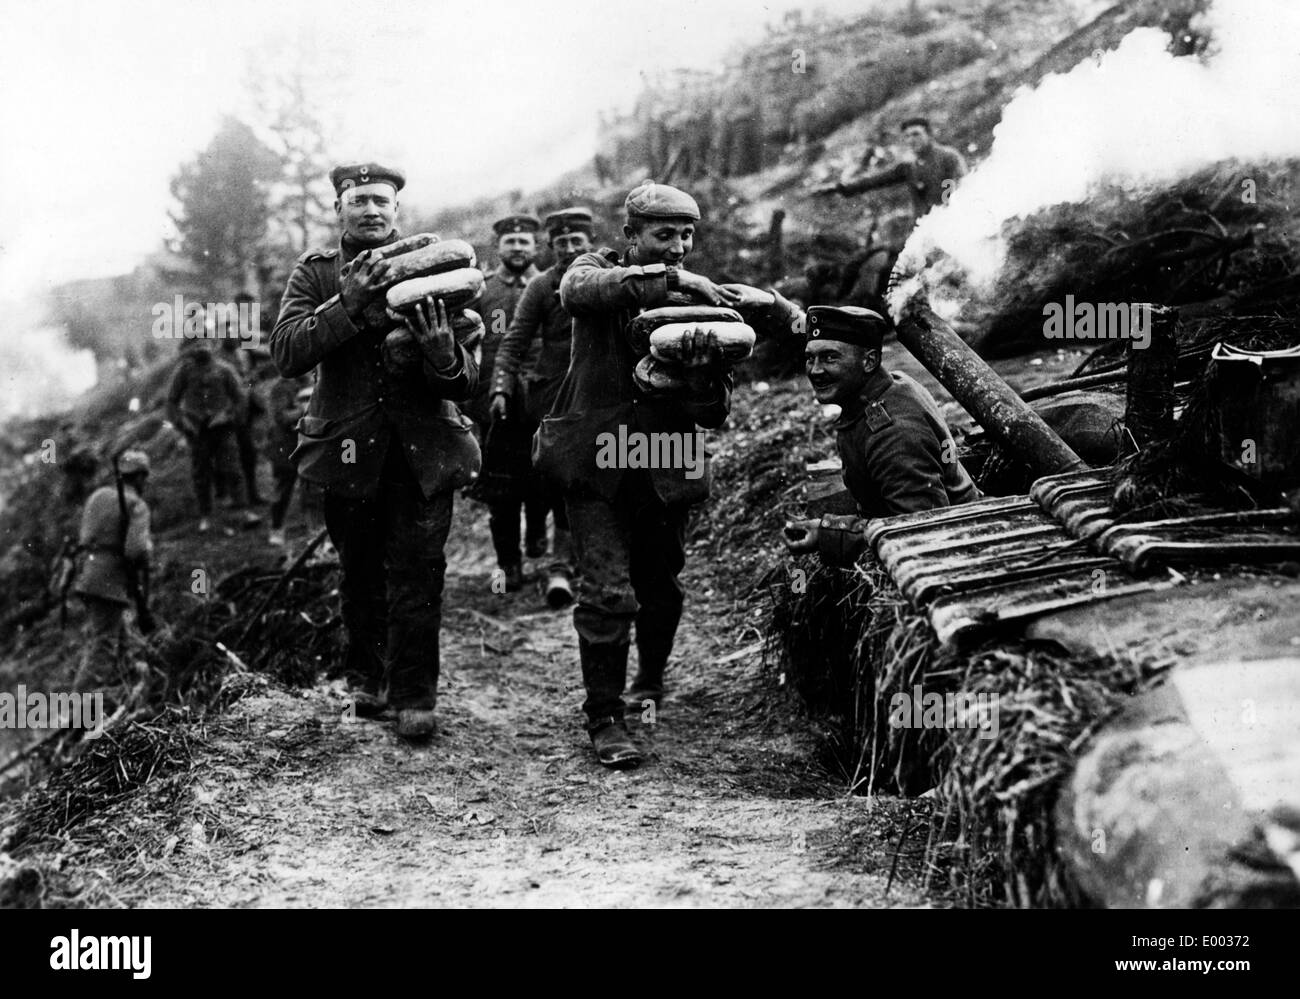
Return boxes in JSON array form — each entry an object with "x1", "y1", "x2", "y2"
[
  {"x1": 649, "y1": 321, "x2": 755, "y2": 364},
  {"x1": 627, "y1": 305, "x2": 743, "y2": 356},
  {"x1": 387, "y1": 268, "x2": 485, "y2": 312}
]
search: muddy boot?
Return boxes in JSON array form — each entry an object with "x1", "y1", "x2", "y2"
[
  {"x1": 580, "y1": 637, "x2": 637, "y2": 768},
  {"x1": 397, "y1": 708, "x2": 436, "y2": 741},
  {"x1": 590, "y1": 718, "x2": 641, "y2": 770},
  {"x1": 628, "y1": 632, "x2": 672, "y2": 711},
  {"x1": 349, "y1": 690, "x2": 388, "y2": 719}
]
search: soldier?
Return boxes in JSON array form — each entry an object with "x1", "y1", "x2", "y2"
[
  {"x1": 221, "y1": 291, "x2": 268, "y2": 507},
  {"x1": 265, "y1": 374, "x2": 315, "y2": 547},
  {"x1": 783, "y1": 306, "x2": 980, "y2": 565},
  {"x1": 473, "y1": 212, "x2": 548, "y2": 589},
  {"x1": 488, "y1": 207, "x2": 595, "y2": 607},
  {"x1": 541, "y1": 182, "x2": 802, "y2": 768},
  {"x1": 816, "y1": 116, "x2": 967, "y2": 221},
  {"x1": 72, "y1": 450, "x2": 153, "y2": 705},
  {"x1": 467, "y1": 213, "x2": 542, "y2": 433},
  {"x1": 269, "y1": 162, "x2": 480, "y2": 741},
  {"x1": 166, "y1": 335, "x2": 259, "y2": 532}
]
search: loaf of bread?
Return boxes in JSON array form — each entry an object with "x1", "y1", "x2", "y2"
[
  {"x1": 627, "y1": 305, "x2": 744, "y2": 356},
  {"x1": 632, "y1": 355, "x2": 693, "y2": 397},
  {"x1": 386, "y1": 268, "x2": 485, "y2": 312},
  {"x1": 378, "y1": 239, "x2": 477, "y2": 290},
  {"x1": 372, "y1": 232, "x2": 440, "y2": 260},
  {"x1": 649, "y1": 321, "x2": 755, "y2": 363}
]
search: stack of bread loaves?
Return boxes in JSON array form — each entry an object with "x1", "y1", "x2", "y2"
[
  {"x1": 627, "y1": 304, "x2": 756, "y2": 397},
  {"x1": 367, "y1": 234, "x2": 487, "y2": 372}
]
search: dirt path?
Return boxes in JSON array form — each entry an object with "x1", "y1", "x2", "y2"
[{"x1": 53, "y1": 519, "x2": 927, "y2": 908}]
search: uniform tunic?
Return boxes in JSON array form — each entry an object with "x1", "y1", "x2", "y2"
[
  {"x1": 840, "y1": 142, "x2": 968, "y2": 218},
  {"x1": 817, "y1": 368, "x2": 980, "y2": 564},
  {"x1": 491, "y1": 264, "x2": 573, "y2": 423},
  {"x1": 73, "y1": 486, "x2": 152, "y2": 607},
  {"x1": 467, "y1": 264, "x2": 538, "y2": 429}
]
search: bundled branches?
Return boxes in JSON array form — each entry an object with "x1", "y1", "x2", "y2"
[{"x1": 927, "y1": 642, "x2": 1169, "y2": 908}]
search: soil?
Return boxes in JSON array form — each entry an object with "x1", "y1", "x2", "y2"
[{"x1": 1, "y1": 496, "x2": 935, "y2": 908}]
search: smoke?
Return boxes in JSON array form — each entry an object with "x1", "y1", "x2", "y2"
[
  {"x1": 0, "y1": 298, "x2": 97, "y2": 420},
  {"x1": 888, "y1": 0, "x2": 1300, "y2": 322}
]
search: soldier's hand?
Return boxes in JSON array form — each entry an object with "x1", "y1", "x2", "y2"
[
  {"x1": 339, "y1": 249, "x2": 391, "y2": 319},
  {"x1": 405, "y1": 296, "x2": 458, "y2": 370},
  {"x1": 678, "y1": 325, "x2": 724, "y2": 370},
  {"x1": 718, "y1": 283, "x2": 775, "y2": 310},
  {"x1": 677, "y1": 270, "x2": 740, "y2": 308},
  {"x1": 782, "y1": 519, "x2": 821, "y2": 554},
  {"x1": 489, "y1": 393, "x2": 510, "y2": 422}
]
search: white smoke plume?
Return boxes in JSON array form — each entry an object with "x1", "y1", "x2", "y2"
[
  {"x1": 889, "y1": 0, "x2": 1300, "y2": 322},
  {"x1": 0, "y1": 298, "x2": 97, "y2": 420}
]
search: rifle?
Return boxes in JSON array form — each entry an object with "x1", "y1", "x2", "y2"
[{"x1": 113, "y1": 454, "x2": 156, "y2": 635}]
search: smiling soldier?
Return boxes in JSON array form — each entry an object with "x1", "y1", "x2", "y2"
[
  {"x1": 783, "y1": 306, "x2": 979, "y2": 565},
  {"x1": 269, "y1": 163, "x2": 480, "y2": 741},
  {"x1": 543, "y1": 182, "x2": 801, "y2": 768}
]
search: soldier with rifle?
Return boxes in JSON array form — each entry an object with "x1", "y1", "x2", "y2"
[{"x1": 71, "y1": 449, "x2": 154, "y2": 703}]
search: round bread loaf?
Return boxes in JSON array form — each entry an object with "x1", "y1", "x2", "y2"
[
  {"x1": 372, "y1": 232, "x2": 440, "y2": 260},
  {"x1": 628, "y1": 305, "x2": 743, "y2": 356},
  {"x1": 387, "y1": 268, "x2": 485, "y2": 312},
  {"x1": 648, "y1": 321, "x2": 756, "y2": 364},
  {"x1": 632, "y1": 355, "x2": 692, "y2": 397},
  {"x1": 380, "y1": 239, "x2": 477, "y2": 289}
]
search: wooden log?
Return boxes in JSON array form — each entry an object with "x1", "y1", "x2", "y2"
[{"x1": 896, "y1": 305, "x2": 1088, "y2": 476}]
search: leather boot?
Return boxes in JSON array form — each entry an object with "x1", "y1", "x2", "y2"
[{"x1": 579, "y1": 637, "x2": 630, "y2": 733}]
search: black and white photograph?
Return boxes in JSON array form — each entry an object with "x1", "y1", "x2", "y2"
[{"x1": 0, "y1": 0, "x2": 1295, "y2": 948}]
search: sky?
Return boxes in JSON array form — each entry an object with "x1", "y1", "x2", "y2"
[{"x1": 0, "y1": 0, "x2": 884, "y2": 301}]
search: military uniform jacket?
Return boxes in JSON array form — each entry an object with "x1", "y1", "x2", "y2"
[
  {"x1": 476, "y1": 264, "x2": 538, "y2": 378},
  {"x1": 842, "y1": 142, "x2": 968, "y2": 216},
  {"x1": 73, "y1": 485, "x2": 152, "y2": 606},
  {"x1": 269, "y1": 234, "x2": 480, "y2": 500},
  {"x1": 542, "y1": 249, "x2": 801, "y2": 506},
  {"x1": 166, "y1": 352, "x2": 246, "y2": 430},
  {"x1": 835, "y1": 368, "x2": 980, "y2": 519},
  {"x1": 491, "y1": 264, "x2": 573, "y2": 423}
]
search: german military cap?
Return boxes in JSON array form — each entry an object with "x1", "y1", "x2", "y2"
[
  {"x1": 806, "y1": 306, "x2": 888, "y2": 349},
  {"x1": 624, "y1": 182, "x2": 700, "y2": 221},
  {"x1": 544, "y1": 207, "x2": 594, "y2": 237},
  {"x1": 492, "y1": 213, "x2": 541, "y2": 236},
  {"x1": 330, "y1": 162, "x2": 406, "y2": 195},
  {"x1": 117, "y1": 449, "x2": 151, "y2": 476}
]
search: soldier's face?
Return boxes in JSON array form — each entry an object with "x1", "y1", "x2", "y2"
[
  {"x1": 551, "y1": 231, "x2": 592, "y2": 272},
  {"x1": 903, "y1": 125, "x2": 932, "y2": 155},
  {"x1": 625, "y1": 218, "x2": 694, "y2": 266},
  {"x1": 805, "y1": 340, "x2": 878, "y2": 405},
  {"x1": 497, "y1": 232, "x2": 537, "y2": 272},
  {"x1": 336, "y1": 184, "x2": 398, "y2": 244}
]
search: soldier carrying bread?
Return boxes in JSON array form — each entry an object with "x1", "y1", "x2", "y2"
[
  {"x1": 269, "y1": 162, "x2": 482, "y2": 741},
  {"x1": 540, "y1": 181, "x2": 802, "y2": 768}
]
